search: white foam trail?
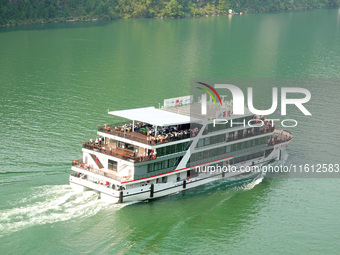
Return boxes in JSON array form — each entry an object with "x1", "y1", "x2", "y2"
[
  {"x1": 280, "y1": 150, "x2": 289, "y2": 164},
  {"x1": 0, "y1": 185, "x2": 125, "y2": 236},
  {"x1": 242, "y1": 173, "x2": 265, "y2": 191},
  {"x1": 241, "y1": 149, "x2": 290, "y2": 191}
]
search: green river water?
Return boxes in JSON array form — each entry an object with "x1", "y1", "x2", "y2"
[{"x1": 1, "y1": 8, "x2": 340, "y2": 254}]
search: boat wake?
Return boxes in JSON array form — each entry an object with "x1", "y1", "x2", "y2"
[
  {"x1": 241, "y1": 173, "x2": 265, "y2": 190},
  {"x1": 0, "y1": 185, "x2": 126, "y2": 236}
]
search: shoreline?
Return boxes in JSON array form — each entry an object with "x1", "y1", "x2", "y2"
[{"x1": 0, "y1": 6, "x2": 337, "y2": 28}]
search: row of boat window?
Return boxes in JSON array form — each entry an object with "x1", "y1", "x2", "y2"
[
  {"x1": 147, "y1": 137, "x2": 266, "y2": 173},
  {"x1": 204, "y1": 116, "x2": 254, "y2": 133},
  {"x1": 196, "y1": 133, "x2": 226, "y2": 147},
  {"x1": 230, "y1": 151, "x2": 264, "y2": 164},
  {"x1": 190, "y1": 137, "x2": 267, "y2": 162},
  {"x1": 197, "y1": 132, "x2": 265, "y2": 148},
  {"x1": 147, "y1": 156, "x2": 182, "y2": 173},
  {"x1": 156, "y1": 142, "x2": 190, "y2": 157}
]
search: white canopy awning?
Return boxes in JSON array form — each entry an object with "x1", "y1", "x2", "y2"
[{"x1": 108, "y1": 107, "x2": 191, "y2": 126}]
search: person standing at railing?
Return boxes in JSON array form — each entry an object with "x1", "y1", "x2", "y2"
[
  {"x1": 149, "y1": 150, "x2": 154, "y2": 159},
  {"x1": 90, "y1": 138, "x2": 93, "y2": 144}
]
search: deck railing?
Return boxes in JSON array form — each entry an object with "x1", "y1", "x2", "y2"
[
  {"x1": 82, "y1": 142, "x2": 154, "y2": 163},
  {"x1": 71, "y1": 158, "x2": 126, "y2": 182},
  {"x1": 98, "y1": 124, "x2": 196, "y2": 145},
  {"x1": 98, "y1": 126, "x2": 148, "y2": 144},
  {"x1": 267, "y1": 128, "x2": 293, "y2": 145},
  {"x1": 72, "y1": 157, "x2": 179, "y2": 183},
  {"x1": 226, "y1": 126, "x2": 275, "y2": 142}
]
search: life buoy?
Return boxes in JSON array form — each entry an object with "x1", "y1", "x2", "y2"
[{"x1": 187, "y1": 177, "x2": 190, "y2": 181}]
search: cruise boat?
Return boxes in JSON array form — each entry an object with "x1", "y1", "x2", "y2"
[{"x1": 69, "y1": 95, "x2": 293, "y2": 203}]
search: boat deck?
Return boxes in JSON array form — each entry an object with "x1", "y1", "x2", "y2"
[
  {"x1": 98, "y1": 125, "x2": 192, "y2": 145},
  {"x1": 274, "y1": 128, "x2": 293, "y2": 140},
  {"x1": 82, "y1": 142, "x2": 154, "y2": 163},
  {"x1": 72, "y1": 159, "x2": 128, "y2": 182}
]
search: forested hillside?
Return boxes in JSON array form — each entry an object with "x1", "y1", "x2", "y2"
[{"x1": 1, "y1": 0, "x2": 339, "y2": 25}]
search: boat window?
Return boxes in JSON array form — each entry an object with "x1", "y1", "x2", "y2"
[
  {"x1": 147, "y1": 156, "x2": 182, "y2": 173},
  {"x1": 163, "y1": 160, "x2": 169, "y2": 168},
  {"x1": 197, "y1": 139, "x2": 204, "y2": 148},
  {"x1": 189, "y1": 169, "x2": 199, "y2": 178},
  {"x1": 157, "y1": 142, "x2": 189, "y2": 157},
  {"x1": 117, "y1": 141, "x2": 138, "y2": 152},
  {"x1": 108, "y1": 159, "x2": 118, "y2": 171}
]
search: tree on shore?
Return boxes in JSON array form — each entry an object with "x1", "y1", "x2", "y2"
[{"x1": 0, "y1": 0, "x2": 339, "y2": 25}]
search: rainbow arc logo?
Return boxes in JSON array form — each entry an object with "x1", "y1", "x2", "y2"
[{"x1": 196, "y1": 82, "x2": 223, "y2": 106}]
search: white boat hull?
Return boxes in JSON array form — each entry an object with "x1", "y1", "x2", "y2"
[{"x1": 69, "y1": 150, "x2": 280, "y2": 203}]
